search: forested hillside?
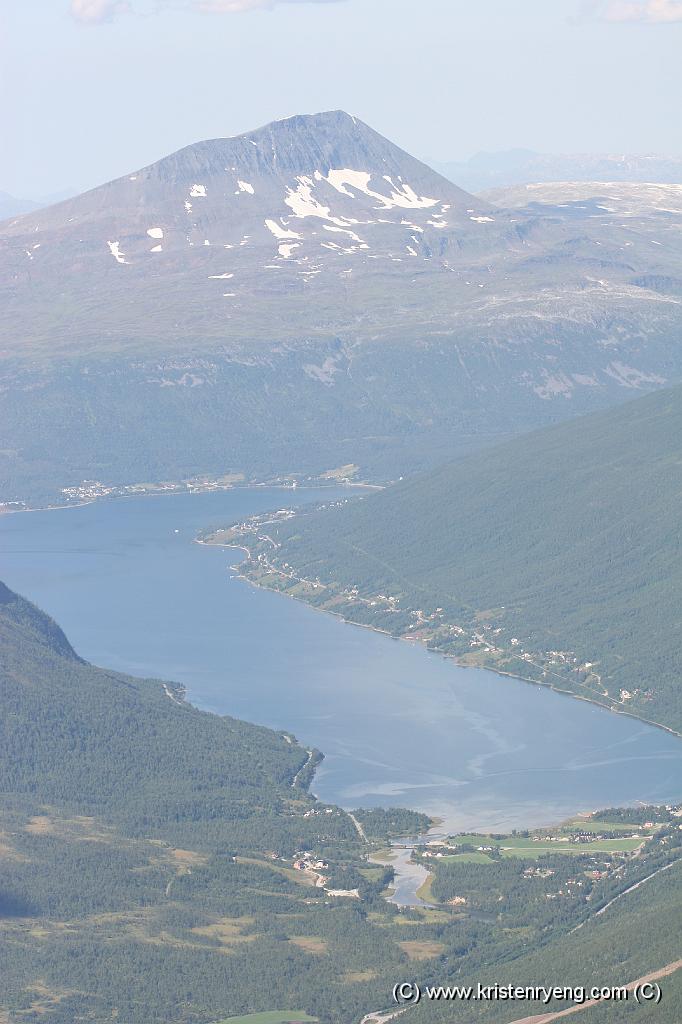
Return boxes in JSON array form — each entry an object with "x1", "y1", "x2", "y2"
[
  {"x1": 0, "y1": 579, "x2": 313, "y2": 848},
  {"x1": 411, "y1": 853, "x2": 682, "y2": 1024},
  {"x1": 222, "y1": 383, "x2": 682, "y2": 733}
]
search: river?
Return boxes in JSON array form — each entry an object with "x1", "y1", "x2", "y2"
[{"x1": 1, "y1": 487, "x2": 681, "y2": 844}]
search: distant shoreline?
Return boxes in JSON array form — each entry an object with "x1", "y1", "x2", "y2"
[
  {"x1": 0, "y1": 476, "x2": 381, "y2": 518},
  {"x1": 201, "y1": 536, "x2": 682, "y2": 743}
]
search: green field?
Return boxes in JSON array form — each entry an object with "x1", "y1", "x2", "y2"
[
  {"x1": 444, "y1": 832, "x2": 647, "y2": 858},
  {"x1": 502, "y1": 837, "x2": 643, "y2": 855},
  {"x1": 440, "y1": 852, "x2": 494, "y2": 864},
  {"x1": 498, "y1": 840, "x2": 643, "y2": 859},
  {"x1": 564, "y1": 819, "x2": 648, "y2": 834}
]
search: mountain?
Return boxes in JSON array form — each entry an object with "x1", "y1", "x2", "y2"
[
  {"x1": 0, "y1": 191, "x2": 41, "y2": 220},
  {"x1": 2, "y1": 111, "x2": 682, "y2": 504},
  {"x1": 434, "y1": 149, "x2": 682, "y2": 193},
  {"x1": 0, "y1": 109, "x2": 496, "y2": 359},
  {"x1": 223, "y1": 382, "x2": 682, "y2": 734}
]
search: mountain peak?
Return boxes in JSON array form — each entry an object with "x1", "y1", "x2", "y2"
[
  {"x1": 0, "y1": 109, "x2": 500, "y2": 356},
  {"x1": 146, "y1": 109, "x2": 460, "y2": 199}
]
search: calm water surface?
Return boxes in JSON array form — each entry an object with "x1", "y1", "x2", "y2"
[{"x1": 1, "y1": 488, "x2": 681, "y2": 833}]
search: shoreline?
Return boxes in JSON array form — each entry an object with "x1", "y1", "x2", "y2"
[
  {"x1": 0, "y1": 477, "x2": 382, "y2": 518},
  {"x1": 194, "y1": 539, "x2": 651, "y2": 840},
  {"x1": 201, "y1": 537, "x2": 682, "y2": 743},
  {"x1": 6, "y1": 490, "x2": 678, "y2": 834}
]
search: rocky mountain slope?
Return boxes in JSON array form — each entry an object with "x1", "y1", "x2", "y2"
[{"x1": 2, "y1": 111, "x2": 682, "y2": 503}]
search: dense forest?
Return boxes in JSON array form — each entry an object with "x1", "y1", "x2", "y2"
[
  {"x1": 231, "y1": 382, "x2": 682, "y2": 734},
  {"x1": 1, "y1": 581, "x2": 680, "y2": 1023}
]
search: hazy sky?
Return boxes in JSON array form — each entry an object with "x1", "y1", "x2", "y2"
[{"x1": 2, "y1": 0, "x2": 681, "y2": 196}]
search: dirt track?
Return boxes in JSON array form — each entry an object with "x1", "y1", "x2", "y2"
[{"x1": 506, "y1": 958, "x2": 682, "y2": 1024}]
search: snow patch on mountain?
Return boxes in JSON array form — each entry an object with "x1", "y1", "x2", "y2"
[
  {"x1": 323, "y1": 225, "x2": 364, "y2": 243},
  {"x1": 285, "y1": 177, "x2": 351, "y2": 226},
  {"x1": 323, "y1": 167, "x2": 438, "y2": 211},
  {"x1": 265, "y1": 219, "x2": 302, "y2": 240},
  {"x1": 604, "y1": 362, "x2": 666, "y2": 389},
  {"x1": 107, "y1": 241, "x2": 128, "y2": 264}
]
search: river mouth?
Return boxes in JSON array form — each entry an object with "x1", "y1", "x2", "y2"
[{"x1": 1, "y1": 487, "x2": 681, "y2": 838}]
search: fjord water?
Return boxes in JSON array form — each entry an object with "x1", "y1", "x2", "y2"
[{"x1": 1, "y1": 488, "x2": 680, "y2": 833}]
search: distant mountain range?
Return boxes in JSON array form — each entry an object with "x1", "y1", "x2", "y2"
[
  {"x1": 2, "y1": 111, "x2": 682, "y2": 504},
  {"x1": 480, "y1": 179, "x2": 682, "y2": 216},
  {"x1": 231, "y1": 381, "x2": 682, "y2": 735},
  {"x1": 0, "y1": 188, "x2": 81, "y2": 221},
  {"x1": 434, "y1": 149, "x2": 682, "y2": 193},
  {"x1": 0, "y1": 192, "x2": 41, "y2": 220}
]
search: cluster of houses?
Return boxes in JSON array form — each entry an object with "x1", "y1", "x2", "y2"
[
  {"x1": 618, "y1": 687, "x2": 644, "y2": 702},
  {"x1": 291, "y1": 851, "x2": 360, "y2": 899},
  {"x1": 293, "y1": 851, "x2": 329, "y2": 875},
  {"x1": 544, "y1": 877, "x2": 586, "y2": 899},
  {"x1": 61, "y1": 473, "x2": 249, "y2": 505},
  {"x1": 62, "y1": 479, "x2": 121, "y2": 501},
  {"x1": 522, "y1": 866, "x2": 555, "y2": 879}
]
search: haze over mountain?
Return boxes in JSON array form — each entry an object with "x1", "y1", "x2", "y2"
[
  {"x1": 0, "y1": 188, "x2": 82, "y2": 222},
  {"x1": 481, "y1": 180, "x2": 682, "y2": 218},
  {"x1": 0, "y1": 109, "x2": 496, "y2": 358},
  {"x1": 2, "y1": 111, "x2": 682, "y2": 504},
  {"x1": 435, "y1": 150, "x2": 682, "y2": 194},
  {"x1": 0, "y1": 192, "x2": 41, "y2": 220}
]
